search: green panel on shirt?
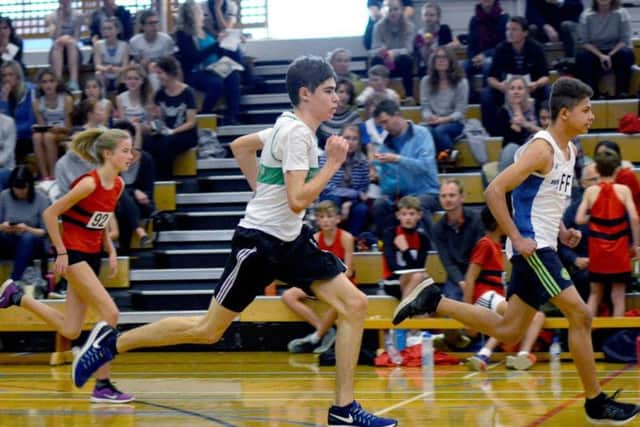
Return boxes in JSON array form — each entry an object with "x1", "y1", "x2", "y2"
[{"x1": 257, "y1": 165, "x2": 319, "y2": 185}]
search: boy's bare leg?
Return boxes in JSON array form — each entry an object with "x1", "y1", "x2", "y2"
[
  {"x1": 282, "y1": 287, "x2": 324, "y2": 331},
  {"x1": 317, "y1": 309, "x2": 338, "y2": 337},
  {"x1": 117, "y1": 298, "x2": 239, "y2": 353},
  {"x1": 610, "y1": 283, "x2": 626, "y2": 317},
  {"x1": 399, "y1": 272, "x2": 427, "y2": 300},
  {"x1": 312, "y1": 274, "x2": 368, "y2": 406},
  {"x1": 550, "y1": 286, "x2": 600, "y2": 398},
  {"x1": 519, "y1": 311, "x2": 545, "y2": 352},
  {"x1": 587, "y1": 282, "x2": 604, "y2": 316},
  {"x1": 436, "y1": 294, "x2": 537, "y2": 344}
]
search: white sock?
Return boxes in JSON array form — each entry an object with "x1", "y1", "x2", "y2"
[
  {"x1": 309, "y1": 332, "x2": 321, "y2": 344},
  {"x1": 478, "y1": 347, "x2": 492, "y2": 357},
  {"x1": 517, "y1": 351, "x2": 529, "y2": 357}
]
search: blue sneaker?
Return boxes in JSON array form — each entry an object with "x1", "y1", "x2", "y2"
[
  {"x1": 72, "y1": 321, "x2": 118, "y2": 388},
  {"x1": 328, "y1": 401, "x2": 397, "y2": 427}
]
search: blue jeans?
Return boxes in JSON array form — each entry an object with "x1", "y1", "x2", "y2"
[
  {"x1": 322, "y1": 195, "x2": 370, "y2": 237},
  {"x1": 442, "y1": 279, "x2": 463, "y2": 301},
  {"x1": 186, "y1": 69, "x2": 241, "y2": 121},
  {"x1": 0, "y1": 167, "x2": 10, "y2": 191},
  {"x1": 0, "y1": 232, "x2": 45, "y2": 281},
  {"x1": 428, "y1": 122, "x2": 464, "y2": 153}
]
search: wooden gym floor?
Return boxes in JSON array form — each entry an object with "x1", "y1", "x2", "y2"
[{"x1": 0, "y1": 352, "x2": 638, "y2": 426}]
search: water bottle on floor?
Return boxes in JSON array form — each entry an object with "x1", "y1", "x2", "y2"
[
  {"x1": 422, "y1": 331, "x2": 434, "y2": 367},
  {"x1": 385, "y1": 330, "x2": 403, "y2": 365}
]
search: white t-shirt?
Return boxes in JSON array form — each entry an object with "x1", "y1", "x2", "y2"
[
  {"x1": 129, "y1": 32, "x2": 175, "y2": 62},
  {"x1": 239, "y1": 113, "x2": 319, "y2": 241}
]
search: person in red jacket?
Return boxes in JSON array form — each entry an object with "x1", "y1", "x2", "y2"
[
  {"x1": 0, "y1": 128, "x2": 133, "y2": 403},
  {"x1": 576, "y1": 148, "x2": 640, "y2": 317}
]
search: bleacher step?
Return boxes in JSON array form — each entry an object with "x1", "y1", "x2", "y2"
[
  {"x1": 173, "y1": 211, "x2": 244, "y2": 230},
  {"x1": 130, "y1": 268, "x2": 223, "y2": 281},
  {"x1": 156, "y1": 230, "x2": 235, "y2": 242},
  {"x1": 176, "y1": 191, "x2": 253, "y2": 205}
]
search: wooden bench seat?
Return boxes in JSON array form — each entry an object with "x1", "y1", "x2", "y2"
[
  {"x1": 0, "y1": 302, "x2": 99, "y2": 365},
  {"x1": 240, "y1": 296, "x2": 640, "y2": 330}
]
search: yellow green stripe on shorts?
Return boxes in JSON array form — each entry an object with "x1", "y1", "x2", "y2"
[{"x1": 525, "y1": 252, "x2": 562, "y2": 296}]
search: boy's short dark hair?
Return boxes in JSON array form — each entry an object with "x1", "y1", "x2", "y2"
[
  {"x1": 373, "y1": 98, "x2": 401, "y2": 118},
  {"x1": 368, "y1": 64, "x2": 390, "y2": 79},
  {"x1": 316, "y1": 200, "x2": 339, "y2": 216},
  {"x1": 509, "y1": 16, "x2": 528, "y2": 32},
  {"x1": 397, "y1": 196, "x2": 422, "y2": 212},
  {"x1": 156, "y1": 56, "x2": 181, "y2": 77},
  {"x1": 594, "y1": 148, "x2": 621, "y2": 178},
  {"x1": 549, "y1": 77, "x2": 593, "y2": 121},
  {"x1": 286, "y1": 55, "x2": 336, "y2": 107},
  {"x1": 481, "y1": 206, "x2": 498, "y2": 232},
  {"x1": 113, "y1": 120, "x2": 137, "y2": 138}
]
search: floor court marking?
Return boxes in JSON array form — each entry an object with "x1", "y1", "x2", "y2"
[
  {"x1": 138, "y1": 399, "x2": 322, "y2": 427},
  {"x1": 524, "y1": 363, "x2": 634, "y2": 427},
  {"x1": 136, "y1": 400, "x2": 239, "y2": 427}
]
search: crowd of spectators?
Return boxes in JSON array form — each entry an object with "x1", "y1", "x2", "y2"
[{"x1": 0, "y1": 0, "x2": 639, "y2": 319}]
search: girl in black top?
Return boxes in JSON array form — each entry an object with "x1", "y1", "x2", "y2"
[{"x1": 144, "y1": 56, "x2": 198, "y2": 180}]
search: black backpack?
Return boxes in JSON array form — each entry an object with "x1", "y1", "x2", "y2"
[{"x1": 602, "y1": 329, "x2": 640, "y2": 363}]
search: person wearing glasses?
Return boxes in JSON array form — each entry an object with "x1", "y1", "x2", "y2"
[{"x1": 129, "y1": 9, "x2": 175, "y2": 90}]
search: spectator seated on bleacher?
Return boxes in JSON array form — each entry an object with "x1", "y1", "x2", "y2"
[
  {"x1": 113, "y1": 121, "x2": 154, "y2": 253},
  {"x1": 370, "y1": 0, "x2": 416, "y2": 103},
  {"x1": 371, "y1": 98, "x2": 440, "y2": 238},
  {"x1": 46, "y1": 0, "x2": 84, "y2": 92},
  {"x1": 482, "y1": 16, "x2": 550, "y2": 135},
  {"x1": 414, "y1": 2, "x2": 459, "y2": 77},
  {"x1": 576, "y1": 148, "x2": 640, "y2": 318},
  {"x1": 317, "y1": 78, "x2": 362, "y2": 149},
  {"x1": 205, "y1": 0, "x2": 258, "y2": 93},
  {"x1": 32, "y1": 69, "x2": 74, "y2": 180},
  {"x1": 89, "y1": 0, "x2": 134, "y2": 42},
  {"x1": 327, "y1": 48, "x2": 365, "y2": 96},
  {"x1": 464, "y1": 0, "x2": 509, "y2": 103},
  {"x1": 559, "y1": 162, "x2": 597, "y2": 303},
  {"x1": 363, "y1": 0, "x2": 384, "y2": 51},
  {"x1": 380, "y1": 195, "x2": 429, "y2": 300},
  {"x1": 433, "y1": 179, "x2": 485, "y2": 301},
  {"x1": 0, "y1": 166, "x2": 50, "y2": 286},
  {"x1": 129, "y1": 9, "x2": 175, "y2": 91},
  {"x1": 0, "y1": 61, "x2": 35, "y2": 165},
  {"x1": 360, "y1": 93, "x2": 388, "y2": 162},
  {"x1": 53, "y1": 147, "x2": 93, "y2": 199},
  {"x1": 93, "y1": 17, "x2": 130, "y2": 94},
  {"x1": 71, "y1": 99, "x2": 107, "y2": 133},
  {"x1": 419, "y1": 46, "x2": 468, "y2": 163},
  {"x1": 116, "y1": 64, "x2": 152, "y2": 127},
  {"x1": 495, "y1": 75, "x2": 541, "y2": 172},
  {"x1": 525, "y1": 0, "x2": 582, "y2": 58},
  {"x1": 0, "y1": 16, "x2": 25, "y2": 71},
  {"x1": 355, "y1": 65, "x2": 400, "y2": 107},
  {"x1": 144, "y1": 56, "x2": 198, "y2": 181},
  {"x1": 0, "y1": 112, "x2": 15, "y2": 191},
  {"x1": 575, "y1": 0, "x2": 635, "y2": 98},
  {"x1": 175, "y1": 0, "x2": 241, "y2": 124},
  {"x1": 319, "y1": 124, "x2": 370, "y2": 237},
  {"x1": 203, "y1": 0, "x2": 238, "y2": 36},
  {"x1": 81, "y1": 77, "x2": 113, "y2": 128},
  {"x1": 282, "y1": 200, "x2": 353, "y2": 354}
]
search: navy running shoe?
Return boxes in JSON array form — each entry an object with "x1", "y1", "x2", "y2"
[
  {"x1": 72, "y1": 321, "x2": 118, "y2": 388},
  {"x1": 328, "y1": 400, "x2": 397, "y2": 427}
]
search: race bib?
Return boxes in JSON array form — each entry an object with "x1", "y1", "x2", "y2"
[{"x1": 86, "y1": 211, "x2": 112, "y2": 230}]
